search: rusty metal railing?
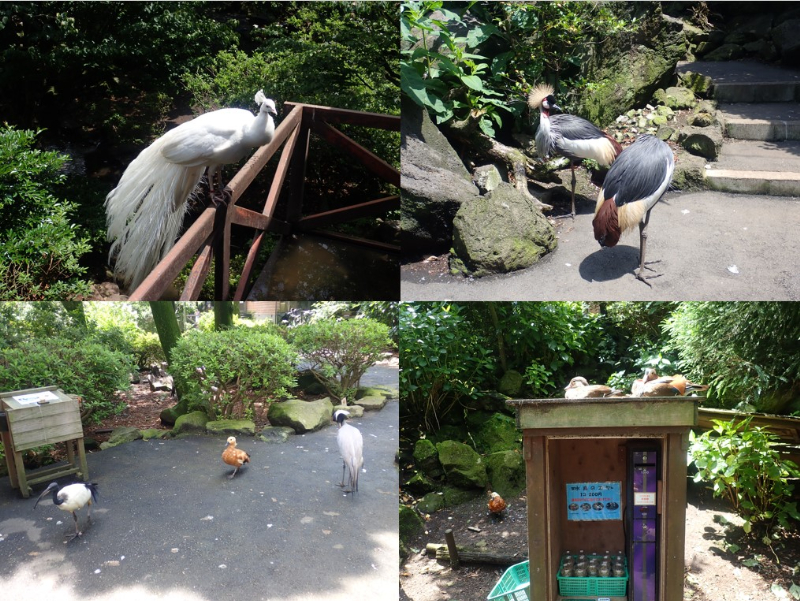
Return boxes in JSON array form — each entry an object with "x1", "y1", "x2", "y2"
[{"x1": 128, "y1": 103, "x2": 400, "y2": 300}]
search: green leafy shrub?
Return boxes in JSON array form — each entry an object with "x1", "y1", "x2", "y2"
[
  {"x1": 690, "y1": 418, "x2": 800, "y2": 533},
  {"x1": 399, "y1": 303, "x2": 495, "y2": 432},
  {"x1": 0, "y1": 126, "x2": 92, "y2": 299},
  {"x1": 169, "y1": 327, "x2": 298, "y2": 419},
  {"x1": 0, "y1": 337, "x2": 133, "y2": 423},
  {"x1": 289, "y1": 318, "x2": 391, "y2": 400}
]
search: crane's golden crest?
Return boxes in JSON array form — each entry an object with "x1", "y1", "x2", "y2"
[{"x1": 527, "y1": 83, "x2": 555, "y2": 109}]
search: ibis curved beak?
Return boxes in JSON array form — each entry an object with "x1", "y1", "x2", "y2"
[{"x1": 33, "y1": 482, "x2": 57, "y2": 510}]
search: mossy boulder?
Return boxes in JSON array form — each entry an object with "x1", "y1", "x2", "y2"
[
  {"x1": 332, "y1": 403, "x2": 364, "y2": 418},
  {"x1": 652, "y1": 86, "x2": 696, "y2": 110},
  {"x1": 436, "y1": 440, "x2": 487, "y2": 489},
  {"x1": 474, "y1": 413, "x2": 519, "y2": 454},
  {"x1": 205, "y1": 419, "x2": 256, "y2": 437},
  {"x1": 443, "y1": 485, "x2": 482, "y2": 507},
  {"x1": 498, "y1": 370, "x2": 524, "y2": 397},
  {"x1": 680, "y1": 125, "x2": 723, "y2": 160},
  {"x1": 405, "y1": 471, "x2": 438, "y2": 494},
  {"x1": 577, "y1": 8, "x2": 686, "y2": 125},
  {"x1": 704, "y1": 43, "x2": 744, "y2": 62},
  {"x1": 267, "y1": 398, "x2": 334, "y2": 433},
  {"x1": 358, "y1": 385, "x2": 397, "y2": 399},
  {"x1": 140, "y1": 428, "x2": 168, "y2": 441},
  {"x1": 413, "y1": 438, "x2": 444, "y2": 479},
  {"x1": 259, "y1": 426, "x2": 295, "y2": 444},
  {"x1": 399, "y1": 505, "x2": 424, "y2": 544},
  {"x1": 451, "y1": 182, "x2": 556, "y2": 277},
  {"x1": 159, "y1": 404, "x2": 187, "y2": 427},
  {"x1": 486, "y1": 450, "x2": 526, "y2": 499},
  {"x1": 100, "y1": 426, "x2": 142, "y2": 449},
  {"x1": 671, "y1": 149, "x2": 707, "y2": 190},
  {"x1": 353, "y1": 395, "x2": 388, "y2": 411},
  {"x1": 173, "y1": 411, "x2": 209, "y2": 435},
  {"x1": 417, "y1": 492, "x2": 446, "y2": 514}
]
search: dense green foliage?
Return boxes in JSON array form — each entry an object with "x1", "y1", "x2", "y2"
[
  {"x1": 665, "y1": 303, "x2": 800, "y2": 414},
  {"x1": 170, "y1": 326, "x2": 298, "y2": 419},
  {"x1": 690, "y1": 418, "x2": 800, "y2": 533},
  {"x1": 0, "y1": 337, "x2": 132, "y2": 423},
  {"x1": 401, "y1": 1, "x2": 630, "y2": 135},
  {"x1": 289, "y1": 317, "x2": 392, "y2": 399},
  {"x1": 0, "y1": 127, "x2": 91, "y2": 299},
  {"x1": 400, "y1": 303, "x2": 495, "y2": 431}
]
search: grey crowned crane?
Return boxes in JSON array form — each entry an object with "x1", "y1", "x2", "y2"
[
  {"x1": 528, "y1": 83, "x2": 622, "y2": 218},
  {"x1": 333, "y1": 410, "x2": 363, "y2": 494},
  {"x1": 34, "y1": 481, "x2": 99, "y2": 540},
  {"x1": 592, "y1": 134, "x2": 675, "y2": 286}
]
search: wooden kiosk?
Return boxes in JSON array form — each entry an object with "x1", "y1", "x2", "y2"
[
  {"x1": 507, "y1": 396, "x2": 697, "y2": 601},
  {"x1": 0, "y1": 386, "x2": 88, "y2": 498}
]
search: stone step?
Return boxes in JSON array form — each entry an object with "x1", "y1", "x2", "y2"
[
  {"x1": 720, "y1": 102, "x2": 800, "y2": 140},
  {"x1": 704, "y1": 139, "x2": 800, "y2": 195},
  {"x1": 677, "y1": 60, "x2": 800, "y2": 103}
]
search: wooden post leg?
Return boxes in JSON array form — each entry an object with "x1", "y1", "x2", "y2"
[
  {"x1": 77, "y1": 439, "x2": 89, "y2": 481},
  {"x1": 12, "y1": 449, "x2": 30, "y2": 498},
  {"x1": 1, "y1": 431, "x2": 20, "y2": 490},
  {"x1": 66, "y1": 439, "x2": 75, "y2": 467}
]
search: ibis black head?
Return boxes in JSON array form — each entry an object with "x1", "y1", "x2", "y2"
[{"x1": 33, "y1": 481, "x2": 60, "y2": 509}]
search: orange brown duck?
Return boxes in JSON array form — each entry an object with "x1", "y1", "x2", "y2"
[{"x1": 222, "y1": 436, "x2": 250, "y2": 479}]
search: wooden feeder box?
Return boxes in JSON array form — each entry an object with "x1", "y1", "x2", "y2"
[
  {"x1": 507, "y1": 396, "x2": 697, "y2": 601},
  {"x1": 0, "y1": 386, "x2": 89, "y2": 498}
]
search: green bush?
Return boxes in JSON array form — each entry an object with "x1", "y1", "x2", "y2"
[
  {"x1": 0, "y1": 337, "x2": 133, "y2": 423},
  {"x1": 289, "y1": 318, "x2": 391, "y2": 400},
  {"x1": 399, "y1": 303, "x2": 495, "y2": 432},
  {"x1": 169, "y1": 327, "x2": 298, "y2": 419},
  {"x1": 690, "y1": 418, "x2": 800, "y2": 534},
  {"x1": 0, "y1": 126, "x2": 92, "y2": 299}
]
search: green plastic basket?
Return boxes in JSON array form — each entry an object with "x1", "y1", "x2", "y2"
[
  {"x1": 556, "y1": 555, "x2": 628, "y2": 597},
  {"x1": 487, "y1": 560, "x2": 530, "y2": 601}
]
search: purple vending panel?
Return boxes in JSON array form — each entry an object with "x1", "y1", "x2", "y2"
[{"x1": 631, "y1": 451, "x2": 658, "y2": 601}]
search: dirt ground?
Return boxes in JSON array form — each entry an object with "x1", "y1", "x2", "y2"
[{"x1": 400, "y1": 482, "x2": 800, "y2": 601}]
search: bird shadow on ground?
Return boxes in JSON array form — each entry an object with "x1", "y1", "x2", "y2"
[{"x1": 578, "y1": 244, "x2": 641, "y2": 282}]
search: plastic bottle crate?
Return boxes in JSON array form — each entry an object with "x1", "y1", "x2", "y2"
[
  {"x1": 487, "y1": 560, "x2": 530, "y2": 601},
  {"x1": 557, "y1": 555, "x2": 628, "y2": 597}
]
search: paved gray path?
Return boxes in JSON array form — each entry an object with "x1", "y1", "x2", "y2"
[
  {"x1": 402, "y1": 191, "x2": 800, "y2": 300},
  {"x1": 0, "y1": 366, "x2": 399, "y2": 601}
]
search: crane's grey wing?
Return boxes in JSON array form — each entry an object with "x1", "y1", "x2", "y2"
[
  {"x1": 551, "y1": 114, "x2": 606, "y2": 140},
  {"x1": 601, "y1": 135, "x2": 674, "y2": 207}
]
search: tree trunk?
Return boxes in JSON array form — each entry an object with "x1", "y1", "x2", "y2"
[
  {"x1": 443, "y1": 120, "x2": 553, "y2": 212},
  {"x1": 150, "y1": 301, "x2": 187, "y2": 406},
  {"x1": 426, "y1": 543, "x2": 526, "y2": 566},
  {"x1": 61, "y1": 301, "x2": 86, "y2": 328},
  {"x1": 214, "y1": 302, "x2": 235, "y2": 330}
]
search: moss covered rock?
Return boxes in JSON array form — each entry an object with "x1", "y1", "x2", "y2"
[
  {"x1": 100, "y1": 426, "x2": 142, "y2": 449},
  {"x1": 443, "y1": 485, "x2": 482, "y2": 507},
  {"x1": 417, "y1": 492, "x2": 446, "y2": 514},
  {"x1": 436, "y1": 440, "x2": 487, "y2": 489},
  {"x1": 498, "y1": 370, "x2": 523, "y2": 397},
  {"x1": 399, "y1": 505, "x2": 424, "y2": 544},
  {"x1": 173, "y1": 411, "x2": 209, "y2": 435},
  {"x1": 577, "y1": 8, "x2": 686, "y2": 125},
  {"x1": 259, "y1": 426, "x2": 295, "y2": 444},
  {"x1": 486, "y1": 450, "x2": 526, "y2": 498},
  {"x1": 452, "y1": 182, "x2": 556, "y2": 277},
  {"x1": 475, "y1": 413, "x2": 519, "y2": 454},
  {"x1": 267, "y1": 398, "x2": 333, "y2": 433},
  {"x1": 205, "y1": 419, "x2": 256, "y2": 437},
  {"x1": 413, "y1": 439, "x2": 444, "y2": 478},
  {"x1": 405, "y1": 471, "x2": 438, "y2": 494}
]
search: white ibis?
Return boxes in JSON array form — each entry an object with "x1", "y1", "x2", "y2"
[
  {"x1": 105, "y1": 91, "x2": 277, "y2": 290},
  {"x1": 592, "y1": 134, "x2": 675, "y2": 286},
  {"x1": 528, "y1": 83, "x2": 622, "y2": 217},
  {"x1": 333, "y1": 409, "x2": 363, "y2": 494},
  {"x1": 34, "y1": 481, "x2": 99, "y2": 540}
]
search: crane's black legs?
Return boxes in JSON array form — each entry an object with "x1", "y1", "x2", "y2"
[
  {"x1": 635, "y1": 209, "x2": 662, "y2": 287},
  {"x1": 570, "y1": 163, "x2": 577, "y2": 218}
]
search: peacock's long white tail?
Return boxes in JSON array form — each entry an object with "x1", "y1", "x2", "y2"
[{"x1": 105, "y1": 136, "x2": 205, "y2": 291}]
